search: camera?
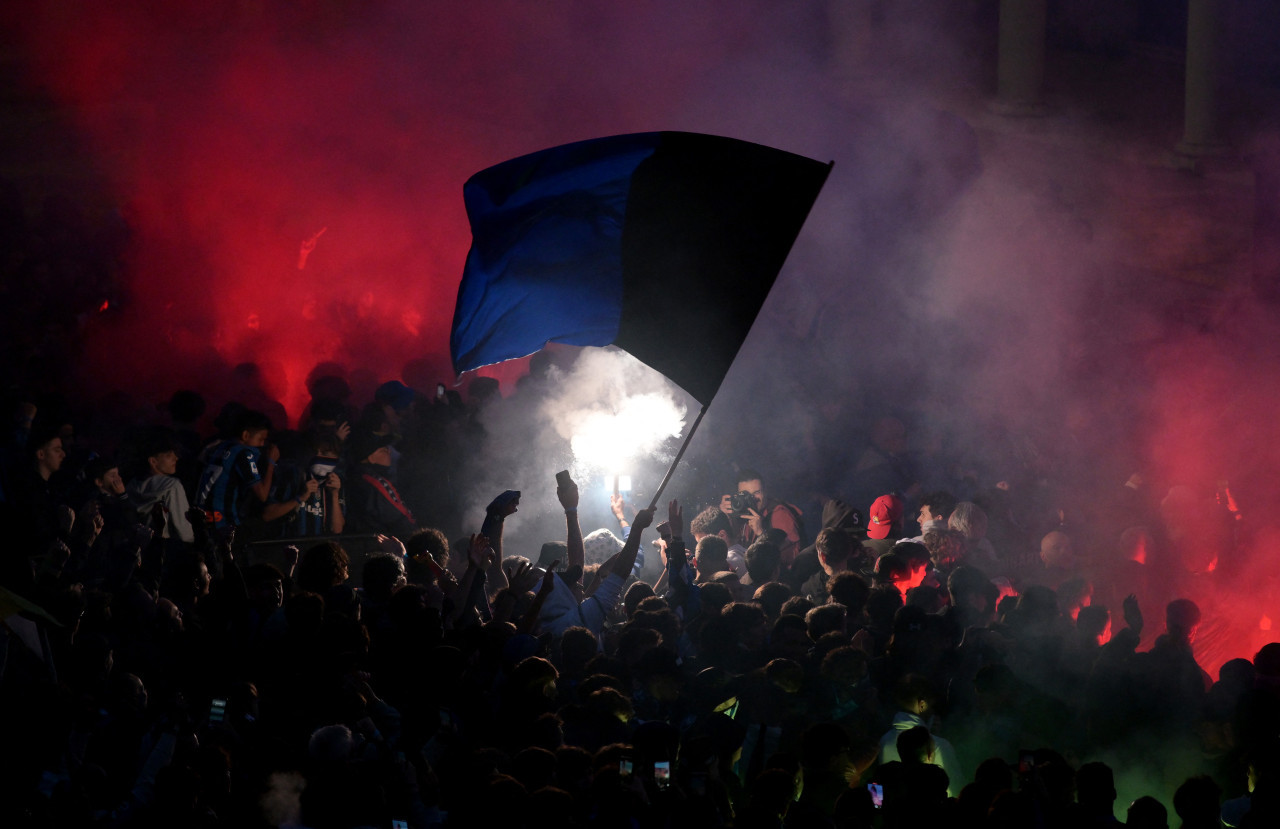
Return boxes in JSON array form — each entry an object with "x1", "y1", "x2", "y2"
[{"x1": 728, "y1": 490, "x2": 758, "y2": 516}]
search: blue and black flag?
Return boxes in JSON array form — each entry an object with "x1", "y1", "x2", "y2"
[{"x1": 450, "y1": 132, "x2": 830, "y2": 404}]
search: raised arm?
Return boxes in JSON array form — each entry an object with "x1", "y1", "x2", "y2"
[
  {"x1": 558, "y1": 474, "x2": 584, "y2": 580},
  {"x1": 481, "y1": 490, "x2": 519, "y2": 592},
  {"x1": 661, "y1": 500, "x2": 700, "y2": 619},
  {"x1": 518, "y1": 561, "x2": 560, "y2": 635},
  {"x1": 608, "y1": 505, "x2": 654, "y2": 579},
  {"x1": 611, "y1": 493, "x2": 631, "y2": 536},
  {"x1": 448, "y1": 533, "x2": 493, "y2": 627},
  {"x1": 578, "y1": 508, "x2": 655, "y2": 631}
]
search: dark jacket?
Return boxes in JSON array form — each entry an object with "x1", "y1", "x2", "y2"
[{"x1": 345, "y1": 463, "x2": 416, "y2": 539}]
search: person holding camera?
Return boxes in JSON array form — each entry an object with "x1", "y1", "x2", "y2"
[{"x1": 721, "y1": 467, "x2": 805, "y2": 570}]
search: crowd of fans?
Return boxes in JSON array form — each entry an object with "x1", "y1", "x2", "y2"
[{"x1": 0, "y1": 372, "x2": 1277, "y2": 829}]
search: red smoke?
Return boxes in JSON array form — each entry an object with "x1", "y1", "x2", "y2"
[
  {"x1": 10, "y1": 4, "x2": 1279, "y2": 675},
  {"x1": 7, "y1": 3, "x2": 726, "y2": 420}
]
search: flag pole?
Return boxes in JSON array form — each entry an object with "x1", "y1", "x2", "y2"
[{"x1": 647, "y1": 402, "x2": 709, "y2": 510}]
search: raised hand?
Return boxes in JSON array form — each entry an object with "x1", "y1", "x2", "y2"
[
  {"x1": 667, "y1": 499, "x2": 684, "y2": 539},
  {"x1": 468, "y1": 533, "x2": 493, "y2": 569},
  {"x1": 487, "y1": 490, "x2": 521, "y2": 518},
  {"x1": 538, "y1": 561, "x2": 560, "y2": 597},
  {"x1": 632, "y1": 506, "x2": 656, "y2": 532},
  {"x1": 507, "y1": 560, "x2": 539, "y2": 593},
  {"x1": 557, "y1": 475, "x2": 579, "y2": 511},
  {"x1": 376, "y1": 534, "x2": 407, "y2": 558}
]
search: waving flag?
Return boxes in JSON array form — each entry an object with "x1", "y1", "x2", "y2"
[{"x1": 451, "y1": 131, "x2": 830, "y2": 404}]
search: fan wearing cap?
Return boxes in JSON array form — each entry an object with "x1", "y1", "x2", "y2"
[
  {"x1": 345, "y1": 429, "x2": 416, "y2": 540},
  {"x1": 371, "y1": 380, "x2": 416, "y2": 435},
  {"x1": 873, "y1": 551, "x2": 912, "y2": 599},
  {"x1": 81, "y1": 454, "x2": 138, "y2": 557},
  {"x1": 862, "y1": 494, "x2": 905, "y2": 559},
  {"x1": 128, "y1": 433, "x2": 194, "y2": 544}
]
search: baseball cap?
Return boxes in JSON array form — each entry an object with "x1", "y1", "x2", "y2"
[
  {"x1": 866, "y1": 494, "x2": 904, "y2": 540},
  {"x1": 374, "y1": 380, "x2": 417, "y2": 412}
]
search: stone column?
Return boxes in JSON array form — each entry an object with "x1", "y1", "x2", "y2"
[{"x1": 993, "y1": 0, "x2": 1048, "y2": 116}]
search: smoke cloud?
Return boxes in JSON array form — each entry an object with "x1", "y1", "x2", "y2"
[
  {"x1": 6, "y1": 0, "x2": 1280, "y2": 707},
  {"x1": 545, "y1": 349, "x2": 689, "y2": 480},
  {"x1": 462, "y1": 346, "x2": 692, "y2": 559}
]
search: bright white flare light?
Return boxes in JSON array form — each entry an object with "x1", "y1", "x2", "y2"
[{"x1": 569, "y1": 393, "x2": 685, "y2": 476}]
